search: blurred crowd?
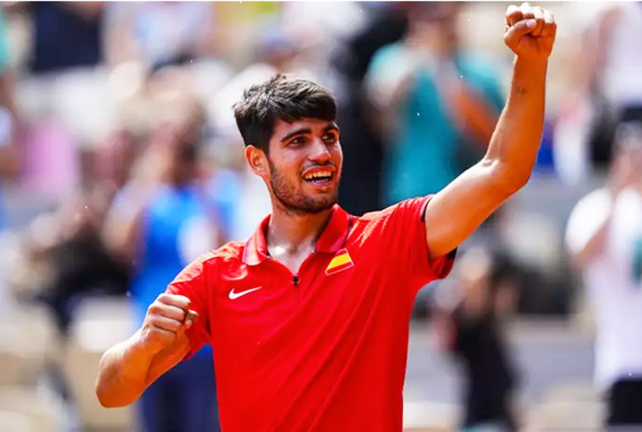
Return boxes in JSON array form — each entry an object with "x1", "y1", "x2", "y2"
[{"x1": 0, "y1": 2, "x2": 640, "y2": 432}]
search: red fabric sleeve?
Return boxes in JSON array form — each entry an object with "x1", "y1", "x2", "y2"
[
  {"x1": 377, "y1": 196, "x2": 457, "y2": 289},
  {"x1": 165, "y1": 254, "x2": 212, "y2": 359}
]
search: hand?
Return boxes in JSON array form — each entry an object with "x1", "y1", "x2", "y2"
[
  {"x1": 140, "y1": 293, "x2": 199, "y2": 354},
  {"x1": 504, "y1": 3, "x2": 557, "y2": 64}
]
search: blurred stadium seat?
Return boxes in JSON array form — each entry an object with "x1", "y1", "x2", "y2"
[
  {"x1": 63, "y1": 296, "x2": 135, "y2": 431},
  {"x1": 0, "y1": 386, "x2": 62, "y2": 432},
  {"x1": 0, "y1": 410, "x2": 38, "y2": 432},
  {"x1": 526, "y1": 399, "x2": 604, "y2": 432},
  {"x1": 0, "y1": 303, "x2": 56, "y2": 386},
  {"x1": 403, "y1": 402, "x2": 458, "y2": 432}
]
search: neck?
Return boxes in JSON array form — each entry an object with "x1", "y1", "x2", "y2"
[{"x1": 267, "y1": 205, "x2": 334, "y2": 255}]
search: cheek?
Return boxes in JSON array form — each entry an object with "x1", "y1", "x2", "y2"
[
  {"x1": 270, "y1": 161, "x2": 301, "y2": 185},
  {"x1": 332, "y1": 144, "x2": 343, "y2": 165}
]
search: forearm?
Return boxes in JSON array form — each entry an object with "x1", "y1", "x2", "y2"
[
  {"x1": 95, "y1": 331, "x2": 154, "y2": 407},
  {"x1": 485, "y1": 57, "x2": 547, "y2": 189}
]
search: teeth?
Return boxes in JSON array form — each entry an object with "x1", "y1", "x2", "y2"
[{"x1": 304, "y1": 171, "x2": 332, "y2": 180}]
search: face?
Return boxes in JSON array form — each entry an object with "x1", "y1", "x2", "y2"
[{"x1": 246, "y1": 118, "x2": 343, "y2": 215}]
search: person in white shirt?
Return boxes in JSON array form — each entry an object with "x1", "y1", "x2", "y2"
[{"x1": 565, "y1": 120, "x2": 642, "y2": 429}]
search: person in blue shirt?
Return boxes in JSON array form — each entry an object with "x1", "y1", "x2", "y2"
[
  {"x1": 365, "y1": 3, "x2": 505, "y2": 206},
  {"x1": 103, "y1": 112, "x2": 222, "y2": 432},
  {"x1": 0, "y1": 7, "x2": 21, "y2": 311}
]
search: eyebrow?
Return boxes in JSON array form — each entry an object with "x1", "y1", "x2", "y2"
[
  {"x1": 280, "y1": 125, "x2": 340, "y2": 143},
  {"x1": 280, "y1": 128, "x2": 311, "y2": 143}
]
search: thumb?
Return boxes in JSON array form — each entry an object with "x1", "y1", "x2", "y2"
[
  {"x1": 504, "y1": 19, "x2": 537, "y2": 48},
  {"x1": 183, "y1": 310, "x2": 199, "y2": 330}
]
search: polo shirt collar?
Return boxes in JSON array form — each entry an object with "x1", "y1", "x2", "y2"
[{"x1": 243, "y1": 204, "x2": 353, "y2": 266}]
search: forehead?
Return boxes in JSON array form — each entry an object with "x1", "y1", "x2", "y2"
[{"x1": 271, "y1": 118, "x2": 337, "y2": 140}]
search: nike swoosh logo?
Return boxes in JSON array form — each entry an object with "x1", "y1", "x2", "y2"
[{"x1": 229, "y1": 286, "x2": 262, "y2": 300}]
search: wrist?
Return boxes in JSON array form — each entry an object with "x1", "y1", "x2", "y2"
[
  {"x1": 513, "y1": 55, "x2": 548, "y2": 76},
  {"x1": 128, "y1": 329, "x2": 157, "y2": 359},
  {"x1": 511, "y1": 56, "x2": 548, "y2": 94}
]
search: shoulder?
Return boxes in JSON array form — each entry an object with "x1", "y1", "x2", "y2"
[
  {"x1": 358, "y1": 197, "x2": 429, "y2": 221},
  {"x1": 353, "y1": 197, "x2": 429, "y2": 235},
  {"x1": 172, "y1": 240, "x2": 247, "y2": 284}
]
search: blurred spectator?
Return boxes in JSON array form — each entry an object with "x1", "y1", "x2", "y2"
[
  {"x1": 554, "y1": 2, "x2": 642, "y2": 184},
  {"x1": 364, "y1": 2, "x2": 504, "y2": 206},
  {"x1": 0, "y1": 6, "x2": 21, "y2": 312},
  {"x1": 565, "y1": 119, "x2": 642, "y2": 428},
  {"x1": 431, "y1": 248, "x2": 520, "y2": 432},
  {"x1": 330, "y1": 2, "x2": 408, "y2": 215},
  {"x1": 26, "y1": 2, "x2": 104, "y2": 75},
  {"x1": 7, "y1": 2, "x2": 111, "y2": 202},
  {"x1": 102, "y1": 99, "x2": 222, "y2": 432},
  {"x1": 27, "y1": 187, "x2": 129, "y2": 335},
  {"x1": 105, "y1": 2, "x2": 220, "y2": 70}
]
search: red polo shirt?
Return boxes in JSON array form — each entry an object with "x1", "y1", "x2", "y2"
[{"x1": 167, "y1": 196, "x2": 456, "y2": 432}]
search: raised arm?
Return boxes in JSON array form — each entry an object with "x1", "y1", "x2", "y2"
[{"x1": 424, "y1": 3, "x2": 556, "y2": 260}]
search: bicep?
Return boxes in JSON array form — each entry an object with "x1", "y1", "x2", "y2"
[{"x1": 424, "y1": 160, "x2": 514, "y2": 260}]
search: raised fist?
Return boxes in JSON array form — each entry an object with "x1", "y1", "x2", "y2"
[
  {"x1": 504, "y1": 3, "x2": 557, "y2": 63},
  {"x1": 140, "y1": 293, "x2": 198, "y2": 354}
]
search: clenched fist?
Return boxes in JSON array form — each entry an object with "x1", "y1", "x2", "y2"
[
  {"x1": 504, "y1": 3, "x2": 556, "y2": 63},
  {"x1": 140, "y1": 293, "x2": 198, "y2": 354}
]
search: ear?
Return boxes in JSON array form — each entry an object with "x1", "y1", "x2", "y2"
[{"x1": 244, "y1": 145, "x2": 269, "y2": 177}]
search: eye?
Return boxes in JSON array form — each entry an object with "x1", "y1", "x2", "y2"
[
  {"x1": 288, "y1": 136, "x2": 306, "y2": 146},
  {"x1": 322, "y1": 132, "x2": 338, "y2": 144}
]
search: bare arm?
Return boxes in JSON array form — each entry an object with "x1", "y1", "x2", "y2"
[
  {"x1": 96, "y1": 330, "x2": 189, "y2": 407},
  {"x1": 424, "y1": 4, "x2": 556, "y2": 260},
  {"x1": 95, "y1": 293, "x2": 198, "y2": 407}
]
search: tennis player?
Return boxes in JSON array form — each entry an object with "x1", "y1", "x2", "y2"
[{"x1": 96, "y1": 3, "x2": 556, "y2": 431}]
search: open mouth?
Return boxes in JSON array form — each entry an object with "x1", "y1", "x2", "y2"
[{"x1": 302, "y1": 170, "x2": 335, "y2": 186}]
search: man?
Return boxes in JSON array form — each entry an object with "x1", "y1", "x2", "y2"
[
  {"x1": 95, "y1": 4, "x2": 556, "y2": 431},
  {"x1": 565, "y1": 120, "x2": 642, "y2": 429}
]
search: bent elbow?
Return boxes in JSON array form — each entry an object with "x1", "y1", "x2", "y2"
[
  {"x1": 95, "y1": 382, "x2": 116, "y2": 408},
  {"x1": 485, "y1": 159, "x2": 532, "y2": 197},
  {"x1": 95, "y1": 387, "x2": 111, "y2": 408},
  {"x1": 95, "y1": 379, "x2": 131, "y2": 409}
]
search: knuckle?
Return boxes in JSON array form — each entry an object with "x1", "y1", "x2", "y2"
[
  {"x1": 167, "y1": 320, "x2": 182, "y2": 332},
  {"x1": 158, "y1": 293, "x2": 172, "y2": 303},
  {"x1": 148, "y1": 315, "x2": 163, "y2": 327},
  {"x1": 156, "y1": 293, "x2": 171, "y2": 304},
  {"x1": 178, "y1": 295, "x2": 191, "y2": 309},
  {"x1": 166, "y1": 310, "x2": 182, "y2": 323},
  {"x1": 147, "y1": 302, "x2": 161, "y2": 315}
]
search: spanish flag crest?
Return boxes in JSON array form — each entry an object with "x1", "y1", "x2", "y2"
[{"x1": 325, "y1": 248, "x2": 354, "y2": 276}]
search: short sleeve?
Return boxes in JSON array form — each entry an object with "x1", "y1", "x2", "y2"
[
  {"x1": 376, "y1": 196, "x2": 457, "y2": 289},
  {"x1": 565, "y1": 189, "x2": 611, "y2": 257},
  {"x1": 165, "y1": 254, "x2": 213, "y2": 359}
]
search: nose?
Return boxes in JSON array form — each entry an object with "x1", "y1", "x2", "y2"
[{"x1": 308, "y1": 138, "x2": 332, "y2": 163}]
